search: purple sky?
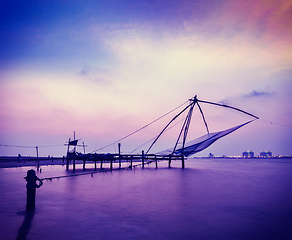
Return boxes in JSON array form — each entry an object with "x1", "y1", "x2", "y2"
[{"x1": 0, "y1": 0, "x2": 291, "y2": 157}]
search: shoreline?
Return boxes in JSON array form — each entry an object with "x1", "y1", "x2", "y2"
[
  {"x1": 0, "y1": 157, "x2": 67, "y2": 168},
  {"x1": 0, "y1": 155, "x2": 291, "y2": 169}
]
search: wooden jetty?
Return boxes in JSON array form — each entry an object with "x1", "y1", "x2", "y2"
[{"x1": 65, "y1": 152, "x2": 185, "y2": 171}]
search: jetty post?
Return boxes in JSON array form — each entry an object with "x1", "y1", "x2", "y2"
[
  {"x1": 83, "y1": 159, "x2": 86, "y2": 170},
  {"x1": 130, "y1": 155, "x2": 133, "y2": 169},
  {"x1": 182, "y1": 155, "x2": 185, "y2": 169},
  {"x1": 142, "y1": 150, "x2": 145, "y2": 168},
  {"x1": 73, "y1": 155, "x2": 76, "y2": 171},
  {"x1": 118, "y1": 143, "x2": 121, "y2": 168},
  {"x1": 168, "y1": 155, "x2": 171, "y2": 168},
  {"x1": 36, "y1": 146, "x2": 39, "y2": 170},
  {"x1": 155, "y1": 155, "x2": 158, "y2": 168},
  {"x1": 66, "y1": 158, "x2": 69, "y2": 170},
  {"x1": 82, "y1": 141, "x2": 86, "y2": 170}
]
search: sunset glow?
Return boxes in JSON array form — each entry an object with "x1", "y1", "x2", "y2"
[{"x1": 0, "y1": 0, "x2": 291, "y2": 157}]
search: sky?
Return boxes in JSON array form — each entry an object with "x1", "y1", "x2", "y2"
[{"x1": 0, "y1": 0, "x2": 291, "y2": 157}]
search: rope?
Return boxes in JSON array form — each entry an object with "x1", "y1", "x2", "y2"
[
  {"x1": 0, "y1": 144, "x2": 64, "y2": 148},
  {"x1": 0, "y1": 144, "x2": 35, "y2": 148},
  {"x1": 259, "y1": 119, "x2": 292, "y2": 128},
  {"x1": 91, "y1": 100, "x2": 188, "y2": 153},
  {"x1": 129, "y1": 118, "x2": 185, "y2": 154},
  {"x1": 40, "y1": 160, "x2": 160, "y2": 181}
]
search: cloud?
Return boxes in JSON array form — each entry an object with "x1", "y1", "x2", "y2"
[
  {"x1": 79, "y1": 70, "x2": 89, "y2": 75},
  {"x1": 90, "y1": 78, "x2": 110, "y2": 85},
  {"x1": 243, "y1": 90, "x2": 273, "y2": 98}
]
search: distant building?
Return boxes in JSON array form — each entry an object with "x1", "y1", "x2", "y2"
[
  {"x1": 242, "y1": 151, "x2": 254, "y2": 158},
  {"x1": 260, "y1": 151, "x2": 272, "y2": 158}
]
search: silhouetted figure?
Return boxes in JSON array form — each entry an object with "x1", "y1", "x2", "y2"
[{"x1": 24, "y1": 169, "x2": 43, "y2": 211}]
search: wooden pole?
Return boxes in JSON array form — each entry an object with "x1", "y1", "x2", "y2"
[
  {"x1": 73, "y1": 154, "x2": 76, "y2": 171},
  {"x1": 67, "y1": 138, "x2": 70, "y2": 155},
  {"x1": 118, "y1": 143, "x2": 121, "y2": 168},
  {"x1": 73, "y1": 159, "x2": 76, "y2": 171},
  {"x1": 66, "y1": 158, "x2": 69, "y2": 170},
  {"x1": 182, "y1": 155, "x2": 185, "y2": 169},
  {"x1": 130, "y1": 155, "x2": 133, "y2": 169},
  {"x1": 142, "y1": 150, "x2": 145, "y2": 168},
  {"x1": 94, "y1": 160, "x2": 97, "y2": 170},
  {"x1": 36, "y1": 146, "x2": 39, "y2": 169},
  {"x1": 25, "y1": 170, "x2": 43, "y2": 210},
  {"x1": 100, "y1": 160, "x2": 103, "y2": 169},
  {"x1": 82, "y1": 141, "x2": 86, "y2": 154},
  {"x1": 155, "y1": 155, "x2": 158, "y2": 169}
]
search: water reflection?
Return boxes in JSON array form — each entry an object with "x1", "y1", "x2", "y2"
[
  {"x1": 16, "y1": 210, "x2": 35, "y2": 240},
  {"x1": 0, "y1": 159, "x2": 290, "y2": 240}
]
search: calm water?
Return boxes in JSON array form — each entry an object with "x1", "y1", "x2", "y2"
[{"x1": 0, "y1": 158, "x2": 291, "y2": 240}]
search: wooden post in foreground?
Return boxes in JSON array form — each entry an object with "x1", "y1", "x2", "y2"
[
  {"x1": 25, "y1": 169, "x2": 43, "y2": 211},
  {"x1": 168, "y1": 155, "x2": 171, "y2": 168}
]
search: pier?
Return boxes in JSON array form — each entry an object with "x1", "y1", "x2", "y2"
[{"x1": 65, "y1": 153, "x2": 185, "y2": 170}]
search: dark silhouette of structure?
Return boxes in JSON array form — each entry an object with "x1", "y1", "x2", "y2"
[
  {"x1": 24, "y1": 169, "x2": 43, "y2": 210},
  {"x1": 65, "y1": 96, "x2": 258, "y2": 170}
]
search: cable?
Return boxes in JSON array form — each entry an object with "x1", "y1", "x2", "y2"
[
  {"x1": 40, "y1": 161, "x2": 155, "y2": 181},
  {"x1": 0, "y1": 144, "x2": 35, "y2": 148},
  {"x1": 0, "y1": 144, "x2": 64, "y2": 148},
  {"x1": 91, "y1": 100, "x2": 188, "y2": 153},
  {"x1": 129, "y1": 118, "x2": 186, "y2": 154},
  {"x1": 259, "y1": 119, "x2": 292, "y2": 128}
]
